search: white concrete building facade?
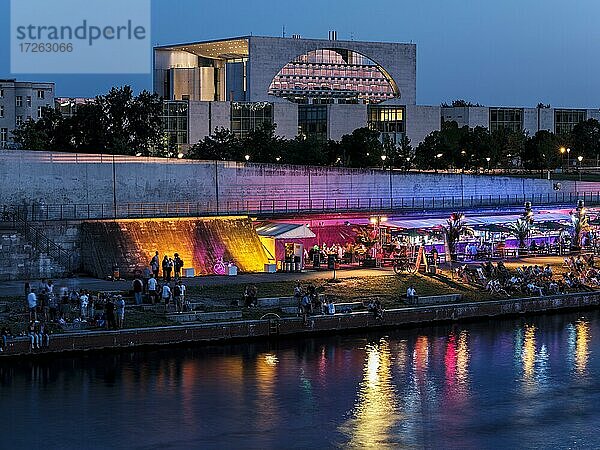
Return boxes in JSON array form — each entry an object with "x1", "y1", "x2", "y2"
[
  {"x1": 154, "y1": 34, "x2": 440, "y2": 147},
  {"x1": 0, "y1": 79, "x2": 55, "y2": 148}
]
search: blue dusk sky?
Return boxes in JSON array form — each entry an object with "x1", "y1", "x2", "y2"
[{"x1": 0, "y1": 0, "x2": 598, "y2": 107}]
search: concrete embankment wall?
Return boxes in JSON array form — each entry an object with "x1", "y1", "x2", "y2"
[
  {"x1": 2, "y1": 292, "x2": 599, "y2": 357},
  {"x1": 2, "y1": 150, "x2": 598, "y2": 208},
  {"x1": 80, "y1": 217, "x2": 269, "y2": 278}
]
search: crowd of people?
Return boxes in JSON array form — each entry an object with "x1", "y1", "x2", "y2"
[
  {"x1": 455, "y1": 257, "x2": 597, "y2": 297},
  {"x1": 149, "y1": 251, "x2": 185, "y2": 283}
]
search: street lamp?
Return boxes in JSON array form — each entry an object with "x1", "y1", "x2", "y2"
[
  {"x1": 566, "y1": 147, "x2": 571, "y2": 171},
  {"x1": 276, "y1": 156, "x2": 281, "y2": 162},
  {"x1": 486, "y1": 157, "x2": 491, "y2": 172},
  {"x1": 578, "y1": 155, "x2": 583, "y2": 181},
  {"x1": 244, "y1": 154, "x2": 250, "y2": 161},
  {"x1": 369, "y1": 216, "x2": 388, "y2": 267},
  {"x1": 559, "y1": 146, "x2": 566, "y2": 169},
  {"x1": 434, "y1": 153, "x2": 443, "y2": 172},
  {"x1": 381, "y1": 154, "x2": 387, "y2": 169}
]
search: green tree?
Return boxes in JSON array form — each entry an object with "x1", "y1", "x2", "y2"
[
  {"x1": 187, "y1": 128, "x2": 241, "y2": 161},
  {"x1": 284, "y1": 136, "x2": 329, "y2": 166},
  {"x1": 242, "y1": 122, "x2": 286, "y2": 163},
  {"x1": 442, "y1": 212, "x2": 467, "y2": 261},
  {"x1": 95, "y1": 86, "x2": 163, "y2": 156},
  {"x1": 509, "y1": 218, "x2": 531, "y2": 250},
  {"x1": 338, "y1": 127, "x2": 383, "y2": 167},
  {"x1": 522, "y1": 130, "x2": 560, "y2": 170},
  {"x1": 12, "y1": 106, "x2": 74, "y2": 151},
  {"x1": 570, "y1": 118, "x2": 600, "y2": 164}
]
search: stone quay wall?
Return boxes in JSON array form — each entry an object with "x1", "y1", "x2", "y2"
[{"x1": 2, "y1": 292, "x2": 599, "y2": 358}]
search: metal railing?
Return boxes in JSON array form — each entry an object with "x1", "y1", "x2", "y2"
[
  {"x1": 1, "y1": 206, "x2": 73, "y2": 272},
  {"x1": 4, "y1": 191, "x2": 600, "y2": 222}
]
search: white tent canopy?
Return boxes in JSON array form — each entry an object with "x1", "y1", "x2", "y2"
[{"x1": 256, "y1": 223, "x2": 316, "y2": 239}]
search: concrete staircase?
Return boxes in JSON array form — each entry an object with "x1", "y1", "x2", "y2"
[{"x1": 0, "y1": 223, "x2": 69, "y2": 281}]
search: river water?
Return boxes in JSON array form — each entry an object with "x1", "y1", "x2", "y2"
[{"x1": 2, "y1": 311, "x2": 600, "y2": 449}]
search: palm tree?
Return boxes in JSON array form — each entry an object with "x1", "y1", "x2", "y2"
[
  {"x1": 509, "y1": 218, "x2": 531, "y2": 250},
  {"x1": 570, "y1": 206, "x2": 589, "y2": 251},
  {"x1": 442, "y1": 212, "x2": 466, "y2": 261}
]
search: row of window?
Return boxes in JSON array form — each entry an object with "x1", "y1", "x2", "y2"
[
  {"x1": 161, "y1": 101, "x2": 188, "y2": 147},
  {"x1": 230, "y1": 103, "x2": 273, "y2": 138},
  {"x1": 269, "y1": 49, "x2": 398, "y2": 105},
  {"x1": 0, "y1": 89, "x2": 45, "y2": 100},
  {"x1": 0, "y1": 105, "x2": 45, "y2": 120},
  {"x1": 298, "y1": 105, "x2": 327, "y2": 141}
]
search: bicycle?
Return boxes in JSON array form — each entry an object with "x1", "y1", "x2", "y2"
[
  {"x1": 392, "y1": 258, "x2": 417, "y2": 274},
  {"x1": 213, "y1": 256, "x2": 233, "y2": 275}
]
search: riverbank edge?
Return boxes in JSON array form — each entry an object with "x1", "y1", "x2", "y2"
[{"x1": 2, "y1": 291, "x2": 599, "y2": 359}]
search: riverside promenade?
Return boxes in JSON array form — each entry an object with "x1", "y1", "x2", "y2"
[{"x1": 2, "y1": 291, "x2": 600, "y2": 358}]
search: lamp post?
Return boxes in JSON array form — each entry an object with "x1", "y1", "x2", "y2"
[
  {"x1": 486, "y1": 157, "x2": 491, "y2": 172},
  {"x1": 112, "y1": 153, "x2": 117, "y2": 218},
  {"x1": 381, "y1": 154, "x2": 387, "y2": 169},
  {"x1": 566, "y1": 147, "x2": 571, "y2": 171},
  {"x1": 559, "y1": 146, "x2": 566, "y2": 170},
  {"x1": 244, "y1": 154, "x2": 250, "y2": 162},
  {"x1": 577, "y1": 155, "x2": 583, "y2": 181},
  {"x1": 370, "y1": 215, "x2": 388, "y2": 267},
  {"x1": 435, "y1": 153, "x2": 443, "y2": 172}
]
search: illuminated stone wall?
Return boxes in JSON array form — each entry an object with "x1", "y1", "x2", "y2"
[{"x1": 81, "y1": 217, "x2": 269, "y2": 278}]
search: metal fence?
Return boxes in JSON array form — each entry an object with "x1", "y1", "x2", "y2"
[{"x1": 3, "y1": 191, "x2": 600, "y2": 222}]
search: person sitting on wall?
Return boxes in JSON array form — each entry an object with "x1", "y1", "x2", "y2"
[
  {"x1": 406, "y1": 286, "x2": 417, "y2": 304},
  {"x1": 373, "y1": 299, "x2": 384, "y2": 320},
  {"x1": 326, "y1": 299, "x2": 336, "y2": 315}
]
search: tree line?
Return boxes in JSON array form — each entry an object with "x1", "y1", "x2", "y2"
[
  {"x1": 12, "y1": 86, "x2": 168, "y2": 157},
  {"x1": 12, "y1": 85, "x2": 600, "y2": 170}
]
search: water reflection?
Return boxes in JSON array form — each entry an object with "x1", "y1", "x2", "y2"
[
  {"x1": 2, "y1": 311, "x2": 600, "y2": 449},
  {"x1": 568, "y1": 319, "x2": 590, "y2": 376},
  {"x1": 444, "y1": 330, "x2": 470, "y2": 397},
  {"x1": 344, "y1": 338, "x2": 399, "y2": 449},
  {"x1": 515, "y1": 324, "x2": 550, "y2": 393}
]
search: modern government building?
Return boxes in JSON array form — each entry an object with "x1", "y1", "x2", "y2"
[
  {"x1": 1, "y1": 33, "x2": 599, "y2": 150},
  {"x1": 153, "y1": 34, "x2": 439, "y2": 148}
]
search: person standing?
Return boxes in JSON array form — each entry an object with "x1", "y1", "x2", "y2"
[
  {"x1": 132, "y1": 278, "x2": 143, "y2": 306},
  {"x1": 105, "y1": 297, "x2": 116, "y2": 330},
  {"x1": 27, "y1": 289, "x2": 37, "y2": 322},
  {"x1": 48, "y1": 289, "x2": 58, "y2": 322},
  {"x1": 142, "y1": 266, "x2": 151, "y2": 293},
  {"x1": 79, "y1": 290, "x2": 89, "y2": 319},
  {"x1": 150, "y1": 251, "x2": 160, "y2": 279},
  {"x1": 167, "y1": 257, "x2": 174, "y2": 282},
  {"x1": 147, "y1": 274, "x2": 157, "y2": 305},
  {"x1": 179, "y1": 280, "x2": 186, "y2": 311},
  {"x1": 173, "y1": 253, "x2": 184, "y2": 280},
  {"x1": 115, "y1": 295, "x2": 125, "y2": 329},
  {"x1": 161, "y1": 283, "x2": 172, "y2": 306},
  {"x1": 162, "y1": 256, "x2": 170, "y2": 281},
  {"x1": 173, "y1": 282, "x2": 182, "y2": 313}
]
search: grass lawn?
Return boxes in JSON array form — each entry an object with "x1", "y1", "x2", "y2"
[{"x1": 0, "y1": 257, "x2": 590, "y2": 331}]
